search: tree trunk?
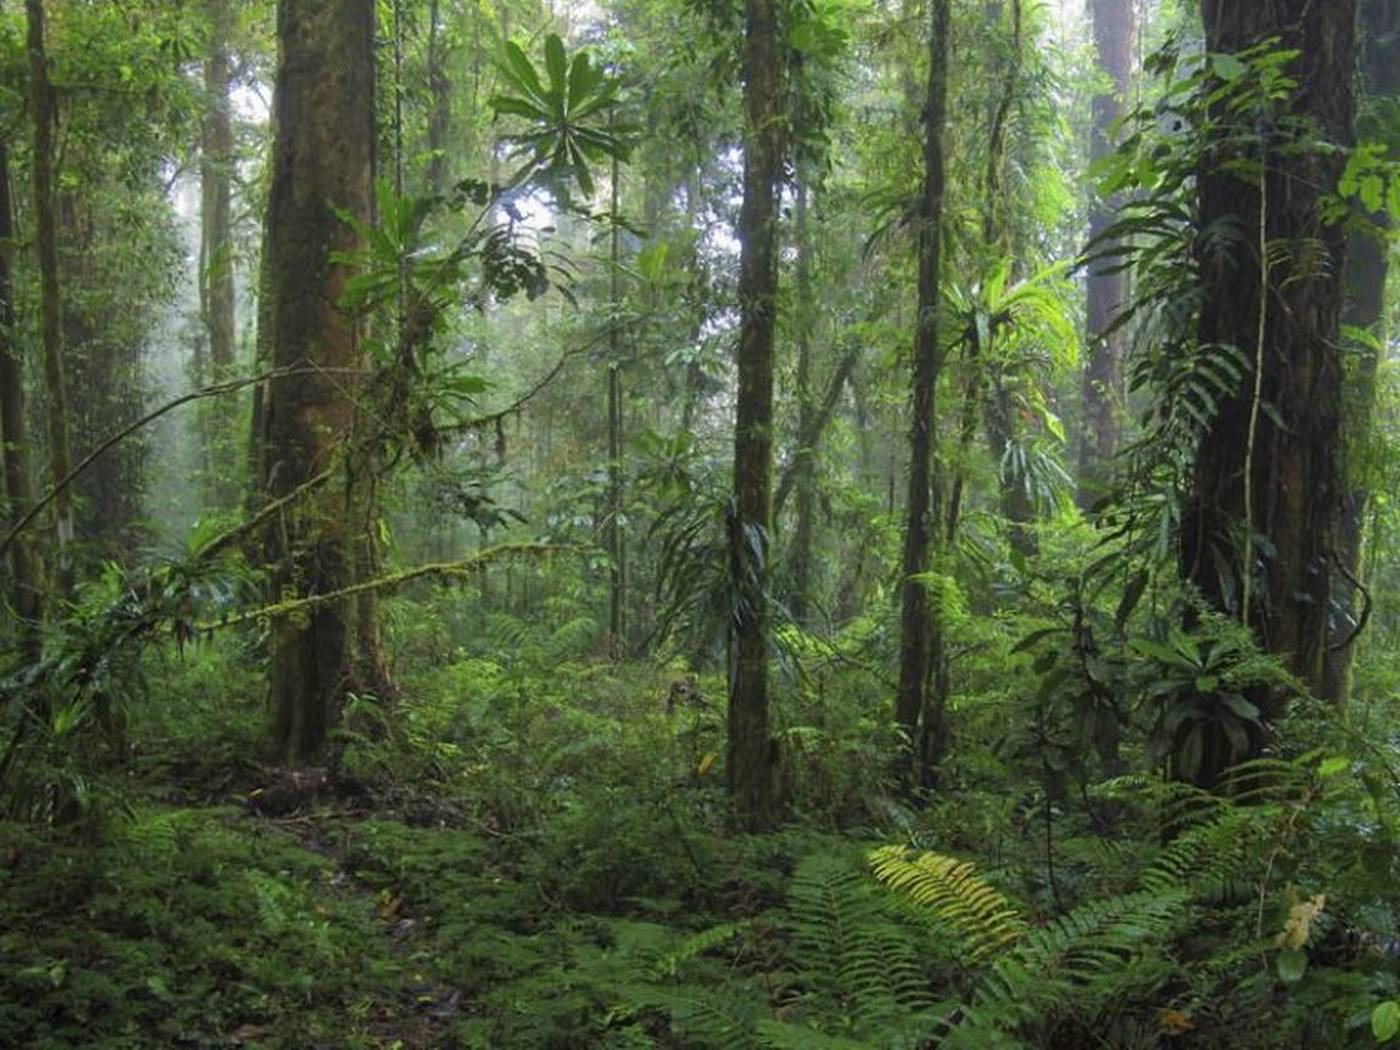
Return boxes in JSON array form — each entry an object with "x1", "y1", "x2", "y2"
[
  {"x1": 25, "y1": 0, "x2": 73, "y2": 595},
  {"x1": 426, "y1": 0, "x2": 450, "y2": 195},
  {"x1": 0, "y1": 139, "x2": 41, "y2": 656},
  {"x1": 895, "y1": 0, "x2": 950, "y2": 790},
  {"x1": 1181, "y1": 0, "x2": 1355, "y2": 780},
  {"x1": 788, "y1": 174, "x2": 818, "y2": 625},
  {"x1": 1322, "y1": 0, "x2": 1397, "y2": 705},
  {"x1": 727, "y1": 0, "x2": 783, "y2": 832},
  {"x1": 259, "y1": 0, "x2": 377, "y2": 763},
  {"x1": 606, "y1": 146, "x2": 624, "y2": 657},
  {"x1": 202, "y1": 0, "x2": 237, "y2": 378},
  {"x1": 1078, "y1": 0, "x2": 1134, "y2": 507}
]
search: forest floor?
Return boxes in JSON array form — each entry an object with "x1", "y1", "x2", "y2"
[{"x1": 0, "y1": 643, "x2": 851, "y2": 1049}]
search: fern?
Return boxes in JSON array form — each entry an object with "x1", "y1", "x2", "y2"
[
  {"x1": 779, "y1": 853, "x2": 937, "y2": 1037},
  {"x1": 868, "y1": 845, "x2": 1026, "y2": 963}
]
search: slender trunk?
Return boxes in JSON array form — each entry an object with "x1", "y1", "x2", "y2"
[
  {"x1": 1078, "y1": 0, "x2": 1134, "y2": 507},
  {"x1": 0, "y1": 139, "x2": 41, "y2": 656},
  {"x1": 202, "y1": 0, "x2": 237, "y2": 377},
  {"x1": 1323, "y1": 0, "x2": 1397, "y2": 705},
  {"x1": 728, "y1": 0, "x2": 783, "y2": 832},
  {"x1": 606, "y1": 145, "x2": 624, "y2": 657},
  {"x1": 1181, "y1": 0, "x2": 1354, "y2": 782},
  {"x1": 26, "y1": 0, "x2": 73, "y2": 594},
  {"x1": 261, "y1": 0, "x2": 377, "y2": 763},
  {"x1": 789, "y1": 175, "x2": 816, "y2": 624},
  {"x1": 895, "y1": 0, "x2": 950, "y2": 790},
  {"x1": 426, "y1": 0, "x2": 450, "y2": 194}
]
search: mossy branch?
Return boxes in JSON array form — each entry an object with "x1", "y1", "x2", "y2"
[{"x1": 197, "y1": 542, "x2": 589, "y2": 631}]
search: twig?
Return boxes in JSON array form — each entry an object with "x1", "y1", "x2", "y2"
[{"x1": 435, "y1": 329, "x2": 613, "y2": 435}]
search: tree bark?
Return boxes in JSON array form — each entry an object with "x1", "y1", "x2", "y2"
[
  {"x1": 895, "y1": 0, "x2": 950, "y2": 790},
  {"x1": 727, "y1": 0, "x2": 783, "y2": 832},
  {"x1": 0, "y1": 139, "x2": 41, "y2": 656},
  {"x1": 259, "y1": 0, "x2": 377, "y2": 763},
  {"x1": 25, "y1": 0, "x2": 73, "y2": 594},
  {"x1": 1181, "y1": 0, "x2": 1355, "y2": 780},
  {"x1": 1078, "y1": 0, "x2": 1134, "y2": 508},
  {"x1": 1322, "y1": 0, "x2": 1397, "y2": 705}
]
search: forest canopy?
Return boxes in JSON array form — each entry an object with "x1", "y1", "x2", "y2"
[{"x1": 1, "y1": 0, "x2": 1400, "y2": 1046}]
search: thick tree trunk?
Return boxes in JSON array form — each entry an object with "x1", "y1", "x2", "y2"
[
  {"x1": 260, "y1": 0, "x2": 377, "y2": 763},
  {"x1": 727, "y1": 0, "x2": 783, "y2": 832},
  {"x1": 1322, "y1": 0, "x2": 1397, "y2": 705},
  {"x1": 1078, "y1": 0, "x2": 1134, "y2": 507},
  {"x1": 25, "y1": 0, "x2": 73, "y2": 594},
  {"x1": 895, "y1": 0, "x2": 950, "y2": 789},
  {"x1": 0, "y1": 139, "x2": 41, "y2": 656},
  {"x1": 1181, "y1": 0, "x2": 1354, "y2": 780}
]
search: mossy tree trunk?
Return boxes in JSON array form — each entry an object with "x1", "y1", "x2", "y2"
[
  {"x1": 895, "y1": 0, "x2": 950, "y2": 790},
  {"x1": 25, "y1": 0, "x2": 73, "y2": 596},
  {"x1": 258, "y1": 0, "x2": 378, "y2": 763},
  {"x1": 1322, "y1": 0, "x2": 1397, "y2": 705},
  {"x1": 0, "y1": 139, "x2": 41, "y2": 657},
  {"x1": 1181, "y1": 0, "x2": 1355, "y2": 782},
  {"x1": 728, "y1": 0, "x2": 784, "y2": 832}
]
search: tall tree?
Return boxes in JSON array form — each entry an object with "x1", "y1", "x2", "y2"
[
  {"x1": 894, "y1": 0, "x2": 950, "y2": 789},
  {"x1": 257, "y1": 0, "x2": 377, "y2": 762},
  {"x1": 1078, "y1": 0, "x2": 1134, "y2": 507},
  {"x1": 201, "y1": 0, "x2": 237, "y2": 379},
  {"x1": 727, "y1": 0, "x2": 784, "y2": 831},
  {"x1": 0, "y1": 139, "x2": 40, "y2": 655},
  {"x1": 1323, "y1": 0, "x2": 1398, "y2": 704},
  {"x1": 788, "y1": 173, "x2": 817, "y2": 624},
  {"x1": 25, "y1": 0, "x2": 73, "y2": 593},
  {"x1": 1180, "y1": 0, "x2": 1355, "y2": 779}
]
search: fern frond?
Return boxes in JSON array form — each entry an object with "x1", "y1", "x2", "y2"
[
  {"x1": 868, "y1": 845, "x2": 1026, "y2": 963},
  {"x1": 784, "y1": 853, "x2": 935, "y2": 1034},
  {"x1": 973, "y1": 888, "x2": 1189, "y2": 1028},
  {"x1": 653, "y1": 922, "x2": 742, "y2": 979}
]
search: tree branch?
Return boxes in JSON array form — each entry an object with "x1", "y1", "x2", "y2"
[{"x1": 197, "y1": 542, "x2": 588, "y2": 631}]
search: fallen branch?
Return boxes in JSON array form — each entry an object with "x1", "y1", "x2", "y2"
[{"x1": 198, "y1": 542, "x2": 589, "y2": 631}]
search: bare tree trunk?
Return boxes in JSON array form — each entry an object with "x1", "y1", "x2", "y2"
[
  {"x1": 606, "y1": 145, "x2": 624, "y2": 657},
  {"x1": 895, "y1": 0, "x2": 950, "y2": 790},
  {"x1": 0, "y1": 139, "x2": 41, "y2": 656},
  {"x1": 1078, "y1": 0, "x2": 1134, "y2": 507},
  {"x1": 260, "y1": 0, "x2": 377, "y2": 763},
  {"x1": 789, "y1": 175, "x2": 816, "y2": 624},
  {"x1": 1322, "y1": 0, "x2": 1397, "y2": 705},
  {"x1": 727, "y1": 0, "x2": 784, "y2": 832},
  {"x1": 1181, "y1": 0, "x2": 1354, "y2": 783},
  {"x1": 25, "y1": 0, "x2": 73, "y2": 595}
]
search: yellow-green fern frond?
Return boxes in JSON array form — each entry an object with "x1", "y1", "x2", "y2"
[{"x1": 869, "y1": 846, "x2": 1027, "y2": 963}]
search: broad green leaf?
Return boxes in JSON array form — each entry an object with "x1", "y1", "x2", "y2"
[
  {"x1": 1276, "y1": 948, "x2": 1307, "y2": 984},
  {"x1": 1373, "y1": 1000, "x2": 1400, "y2": 1042}
]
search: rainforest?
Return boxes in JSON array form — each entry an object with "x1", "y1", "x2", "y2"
[{"x1": 2, "y1": 0, "x2": 1400, "y2": 1047}]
